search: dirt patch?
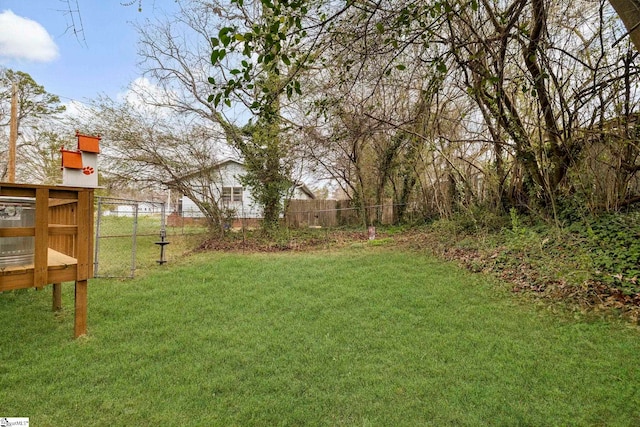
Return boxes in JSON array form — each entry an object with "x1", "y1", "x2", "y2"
[{"x1": 197, "y1": 230, "x2": 369, "y2": 253}]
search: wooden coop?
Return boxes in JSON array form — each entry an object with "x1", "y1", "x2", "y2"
[{"x1": 0, "y1": 183, "x2": 94, "y2": 338}]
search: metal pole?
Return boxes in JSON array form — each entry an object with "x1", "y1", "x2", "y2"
[
  {"x1": 156, "y1": 202, "x2": 169, "y2": 265},
  {"x1": 160, "y1": 201, "x2": 166, "y2": 236},
  {"x1": 93, "y1": 197, "x2": 103, "y2": 277},
  {"x1": 131, "y1": 203, "x2": 139, "y2": 278}
]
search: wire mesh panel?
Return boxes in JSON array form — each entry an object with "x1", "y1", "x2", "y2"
[{"x1": 94, "y1": 197, "x2": 168, "y2": 278}]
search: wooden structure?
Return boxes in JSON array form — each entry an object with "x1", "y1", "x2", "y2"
[
  {"x1": 285, "y1": 199, "x2": 394, "y2": 228},
  {"x1": 0, "y1": 183, "x2": 94, "y2": 338}
]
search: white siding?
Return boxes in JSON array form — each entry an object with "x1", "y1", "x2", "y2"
[{"x1": 179, "y1": 160, "x2": 311, "y2": 219}]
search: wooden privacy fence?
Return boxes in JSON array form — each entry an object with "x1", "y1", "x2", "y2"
[
  {"x1": 285, "y1": 199, "x2": 394, "y2": 228},
  {"x1": 0, "y1": 183, "x2": 94, "y2": 338}
]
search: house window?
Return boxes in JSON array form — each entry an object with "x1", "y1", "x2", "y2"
[{"x1": 222, "y1": 187, "x2": 243, "y2": 202}]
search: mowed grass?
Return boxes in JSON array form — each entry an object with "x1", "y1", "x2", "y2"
[
  {"x1": 1, "y1": 247, "x2": 640, "y2": 426},
  {"x1": 94, "y1": 215, "x2": 207, "y2": 277}
]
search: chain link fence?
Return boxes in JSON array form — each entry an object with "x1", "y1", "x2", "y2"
[
  {"x1": 94, "y1": 197, "x2": 208, "y2": 278},
  {"x1": 93, "y1": 197, "x2": 419, "y2": 276}
]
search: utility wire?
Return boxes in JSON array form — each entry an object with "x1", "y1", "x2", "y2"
[{"x1": 61, "y1": 0, "x2": 87, "y2": 47}]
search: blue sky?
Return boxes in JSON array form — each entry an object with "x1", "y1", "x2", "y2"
[{"x1": 0, "y1": 1, "x2": 178, "y2": 103}]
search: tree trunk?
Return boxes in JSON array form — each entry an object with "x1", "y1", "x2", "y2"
[{"x1": 609, "y1": 0, "x2": 640, "y2": 52}]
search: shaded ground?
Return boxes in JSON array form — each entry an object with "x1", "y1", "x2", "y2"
[
  {"x1": 396, "y1": 229, "x2": 640, "y2": 324},
  {"x1": 197, "y1": 230, "x2": 365, "y2": 252},
  {"x1": 198, "y1": 226, "x2": 640, "y2": 324},
  {"x1": 436, "y1": 242, "x2": 640, "y2": 324}
]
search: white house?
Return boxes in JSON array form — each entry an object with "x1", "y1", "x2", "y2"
[
  {"x1": 106, "y1": 202, "x2": 163, "y2": 217},
  {"x1": 177, "y1": 159, "x2": 315, "y2": 219}
]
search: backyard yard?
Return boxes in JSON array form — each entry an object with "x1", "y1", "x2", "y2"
[{"x1": 1, "y1": 246, "x2": 639, "y2": 425}]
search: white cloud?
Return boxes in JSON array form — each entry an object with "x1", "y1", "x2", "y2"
[
  {"x1": 119, "y1": 77, "x2": 176, "y2": 117},
  {"x1": 62, "y1": 99, "x2": 91, "y2": 120},
  {"x1": 0, "y1": 10, "x2": 59, "y2": 62},
  {"x1": 122, "y1": 77, "x2": 170, "y2": 100}
]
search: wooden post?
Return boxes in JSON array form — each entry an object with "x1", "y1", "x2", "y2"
[
  {"x1": 74, "y1": 189, "x2": 93, "y2": 337},
  {"x1": 34, "y1": 188, "x2": 49, "y2": 289},
  {"x1": 76, "y1": 190, "x2": 92, "y2": 280},
  {"x1": 74, "y1": 280, "x2": 87, "y2": 337},
  {"x1": 53, "y1": 283, "x2": 62, "y2": 311}
]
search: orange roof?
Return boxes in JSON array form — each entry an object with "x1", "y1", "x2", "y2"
[
  {"x1": 61, "y1": 149, "x2": 83, "y2": 169},
  {"x1": 76, "y1": 131, "x2": 101, "y2": 153}
]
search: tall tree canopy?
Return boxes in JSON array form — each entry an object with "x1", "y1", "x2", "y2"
[
  {"x1": 0, "y1": 68, "x2": 67, "y2": 182},
  {"x1": 207, "y1": 0, "x2": 640, "y2": 219}
]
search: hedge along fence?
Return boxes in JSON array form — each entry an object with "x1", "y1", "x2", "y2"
[{"x1": 285, "y1": 199, "x2": 394, "y2": 228}]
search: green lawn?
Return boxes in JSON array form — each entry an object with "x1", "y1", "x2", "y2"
[
  {"x1": 94, "y1": 214, "x2": 207, "y2": 277},
  {"x1": 1, "y1": 247, "x2": 639, "y2": 425}
]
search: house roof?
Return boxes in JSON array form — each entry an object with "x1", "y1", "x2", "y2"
[
  {"x1": 164, "y1": 157, "x2": 243, "y2": 185},
  {"x1": 293, "y1": 182, "x2": 316, "y2": 199},
  {"x1": 165, "y1": 158, "x2": 316, "y2": 199}
]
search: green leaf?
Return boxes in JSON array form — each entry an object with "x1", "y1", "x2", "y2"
[
  {"x1": 396, "y1": 64, "x2": 406, "y2": 71},
  {"x1": 208, "y1": 77, "x2": 216, "y2": 85},
  {"x1": 282, "y1": 55, "x2": 291, "y2": 66},
  {"x1": 219, "y1": 27, "x2": 233, "y2": 37},
  {"x1": 219, "y1": 27, "x2": 234, "y2": 47}
]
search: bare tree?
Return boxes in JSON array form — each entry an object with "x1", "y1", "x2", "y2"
[
  {"x1": 83, "y1": 93, "x2": 233, "y2": 232},
  {"x1": 137, "y1": 0, "x2": 305, "y2": 231}
]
